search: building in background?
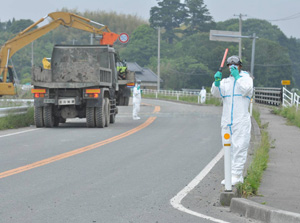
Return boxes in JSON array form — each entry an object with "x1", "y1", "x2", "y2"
[{"x1": 127, "y1": 62, "x2": 162, "y2": 90}]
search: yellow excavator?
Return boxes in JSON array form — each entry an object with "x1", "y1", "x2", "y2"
[{"x1": 0, "y1": 12, "x2": 119, "y2": 96}]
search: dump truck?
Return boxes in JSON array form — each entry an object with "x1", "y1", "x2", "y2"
[{"x1": 31, "y1": 44, "x2": 134, "y2": 128}]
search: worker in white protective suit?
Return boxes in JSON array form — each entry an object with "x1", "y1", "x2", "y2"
[
  {"x1": 211, "y1": 55, "x2": 253, "y2": 185},
  {"x1": 199, "y1": 86, "x2": 207, "y2": 104},
  {"x1": 132, "y1": 80, "x2": 142, "y2": 120}
]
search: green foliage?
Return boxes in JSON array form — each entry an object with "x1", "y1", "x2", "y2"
[
  {"x1": 150, "y1": 0, "x2": 187, "y2": 44},
  {"x1": 8, "y1": 19, "x2": 34, "y2": 34},
  {"x1": 248, "y1": 39, "x2": 293, "y2": 88},
  {"x1": 0, "y1": 107, "x2": 34, "y2": 130},
  {"x1": 120, "y1": 25, "x2": 157, "y2": 67},
  {"x1": 2, "y1": 7, "x2": 300, "y2": 91},
  {"x1": 273, "y1": 106, "x2": 300, "y2": 128},
  {"x1": 237, "y1": 108, "x2": 270, "y2": 197},
  {"x1": 184, "y1": 0, "x2": 215, "y2": 34}
]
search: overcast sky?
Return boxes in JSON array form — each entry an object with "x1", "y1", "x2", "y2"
[{"x1": 1, "y1": 0, "x2": 300, "y2": 39}]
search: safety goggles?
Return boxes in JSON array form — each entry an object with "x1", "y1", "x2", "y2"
[{"x1": 227, "y1": 56, "x2": 240, "y2": 65}]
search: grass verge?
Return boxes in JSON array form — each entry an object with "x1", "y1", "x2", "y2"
[
  {"x1": 0, "y1": 107, "x2": 34, "y2": 130},
  {"x1": 237, "y1": 107, "x2": 270, "y2": 197},
  {"x1": 272, "y1": 106, "x2": 300, "y2": 128}
]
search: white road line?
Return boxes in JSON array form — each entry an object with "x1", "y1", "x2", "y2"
[
  {"x1": 170, "y1": 149, "x2": 230, "y2": 223},
  {"x1": 0, "y1": 128, "x2": 39, "y2": 138}
]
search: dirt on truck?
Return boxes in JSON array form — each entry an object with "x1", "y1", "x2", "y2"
[{"x1": 31, "y1": 45, "x2": 133, "y2": 128}]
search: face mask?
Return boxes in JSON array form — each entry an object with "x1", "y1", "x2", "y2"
[{"x1": 229, "y1": 65, "x2": 238, "y2": 69}]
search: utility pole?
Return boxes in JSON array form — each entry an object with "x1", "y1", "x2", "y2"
[
  {"x1": 31, "y1": 42, "x2": 34, "y2": 66},
  {"x1": 234, "y1": 13, "x2": 247, "y2": 59},
  {"x1": 157, "y1": 27, "x2": 161, "y2": 91},
  {"x1": 90, "y1": 33, "x2": 94, "y2": 45}
]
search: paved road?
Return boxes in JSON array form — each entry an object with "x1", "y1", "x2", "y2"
[{"x1": 0, "y1": 99, "x2": 260, "y2": 223}]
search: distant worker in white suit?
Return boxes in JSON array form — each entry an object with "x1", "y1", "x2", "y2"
[
  {"x1": 200, "y1": 86, "x2": 207, "y2": 104},
  {"x1": 132, "y1": 80, "x2": 142, "y2": 120}
]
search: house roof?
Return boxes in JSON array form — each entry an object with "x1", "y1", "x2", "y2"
[
  {"x1": 127, "y1": 62, "x2": 162, "y2": 83},
  {"x1": 117, "y1": 61, "x2": 162, "y2": 83}
]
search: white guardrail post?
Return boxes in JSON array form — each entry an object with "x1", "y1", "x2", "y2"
[
  {"x1": 250, "y1": 98, "x2": 253, "y2": 117},
  {"x1": 282, "y1": 87, "x2": 293, "y2": 107},
  {"x1": 223, "y1": 128, "x2": 232, "y2": 191}
]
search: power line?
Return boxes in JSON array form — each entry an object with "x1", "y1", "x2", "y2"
[{"x1": 247, "y1": 12, "x2": 300, "y2": 22}]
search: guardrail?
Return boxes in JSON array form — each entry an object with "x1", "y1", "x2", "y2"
[
  {"x1": 253, "y1": 87, "x2": 282, "y2": 106},
  {"x1": 0, "y1": 106, "x2": 31, "y2": 118},
  {"x1": 0, "y1": 99, "x2": 33, "y2": 118}
]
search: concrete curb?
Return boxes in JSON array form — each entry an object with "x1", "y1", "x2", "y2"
[{"x1": 230, "y1": 198, "x2": 300, "y2": 223}]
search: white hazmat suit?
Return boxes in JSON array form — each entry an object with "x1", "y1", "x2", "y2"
[
  {"x1": 211, "y1": 70, "x2": 253, "y2": 184},
  {"x1": 132, "y1": 83, "x2": 141, "y2": 120},
  {"x1": 200, "y1": 87, "x2": 206, "y2": 104}
]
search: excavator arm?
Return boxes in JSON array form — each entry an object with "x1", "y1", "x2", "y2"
[{"x1": 0, "y1": 12, "x2": 119, "y2": 96}]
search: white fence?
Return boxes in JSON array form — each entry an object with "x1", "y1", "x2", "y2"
[
  {"x1": 282, "y1": 87, "x2": 300, "y2": 110},
  {"x1": 142, "y1": 89, "x2": 213, "y2": 103}
]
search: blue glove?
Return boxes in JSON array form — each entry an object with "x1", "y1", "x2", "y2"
[
  {"x1": 230, "y1": 66, "x2": 241, "y2": 80},
  {"x1": 214, "y1": 71, "x2": 222, "y2": 87}
]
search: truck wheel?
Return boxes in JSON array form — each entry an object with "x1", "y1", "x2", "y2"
[
  {"x1": 86, "y1": 107, "x2": 95, "y2": 128},
  {"x1": 105, "y1": 98, "x2": 110, "y2": 127},
  {"x1": 34, "y1": 106, "x2": 44, "y2": 128},
  {"x1": 43, "y1": 105, "x2": 54, "y2": 127},
  {"x1": 95, "y1": 100, "x2": 105, "y2": 128}
]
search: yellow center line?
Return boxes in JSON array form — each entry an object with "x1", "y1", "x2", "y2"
[
  {"x1": 0, "y1": 114, "x2": 159, "y2": 179},
  {"x1": 153, "y1": 106, "x2": 160, "y2": 113}
]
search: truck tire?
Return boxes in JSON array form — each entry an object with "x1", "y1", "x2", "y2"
[
  {"x1": 43, "y1": 105, "x2": 54, "y2": 127},
  {"x1": 95, "y1": 100, "x2": 105, "y2": 128},
  {"x1": 86, "y1": 107, "x2": 95, "y2": 128},
  {"x1": 105, "y1": 98, "x2": 110, "y2": 127},
  {"x1": 34, "y1": 106, "x2": 44, "y2": 128}
]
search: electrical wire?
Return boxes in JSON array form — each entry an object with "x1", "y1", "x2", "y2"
[{"x1": 247, "y1": 12, "x2": 300, "y2": 22}]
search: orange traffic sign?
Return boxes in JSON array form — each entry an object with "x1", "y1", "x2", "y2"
[{"x1": 281, "y1": 80, "x2": 291, "y2": 85}]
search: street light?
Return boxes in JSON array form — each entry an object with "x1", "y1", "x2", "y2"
[{"x1": 157, "y1": 27, "x2": 161, "y2": 91}]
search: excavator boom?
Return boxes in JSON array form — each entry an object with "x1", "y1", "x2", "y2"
[{"x1": 0, "y1": 12, "x2": 119, "y2": 96}]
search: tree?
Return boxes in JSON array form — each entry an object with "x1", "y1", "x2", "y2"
[
  {"x1": 184, "y1": 0, "x2": 215, "y2": 35},
  {"x1": 120, "y1": 25, "x2": 158, "y2": 67},
  {"x1": 8, "y1": 19, "x2": 34, "y2": 34},
  {"x1": 149, "y1": 0, "x2": 187, "y2": 44},
  {"x1": 243, "y1": 38, "x2": 293, "y2": 88}
]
